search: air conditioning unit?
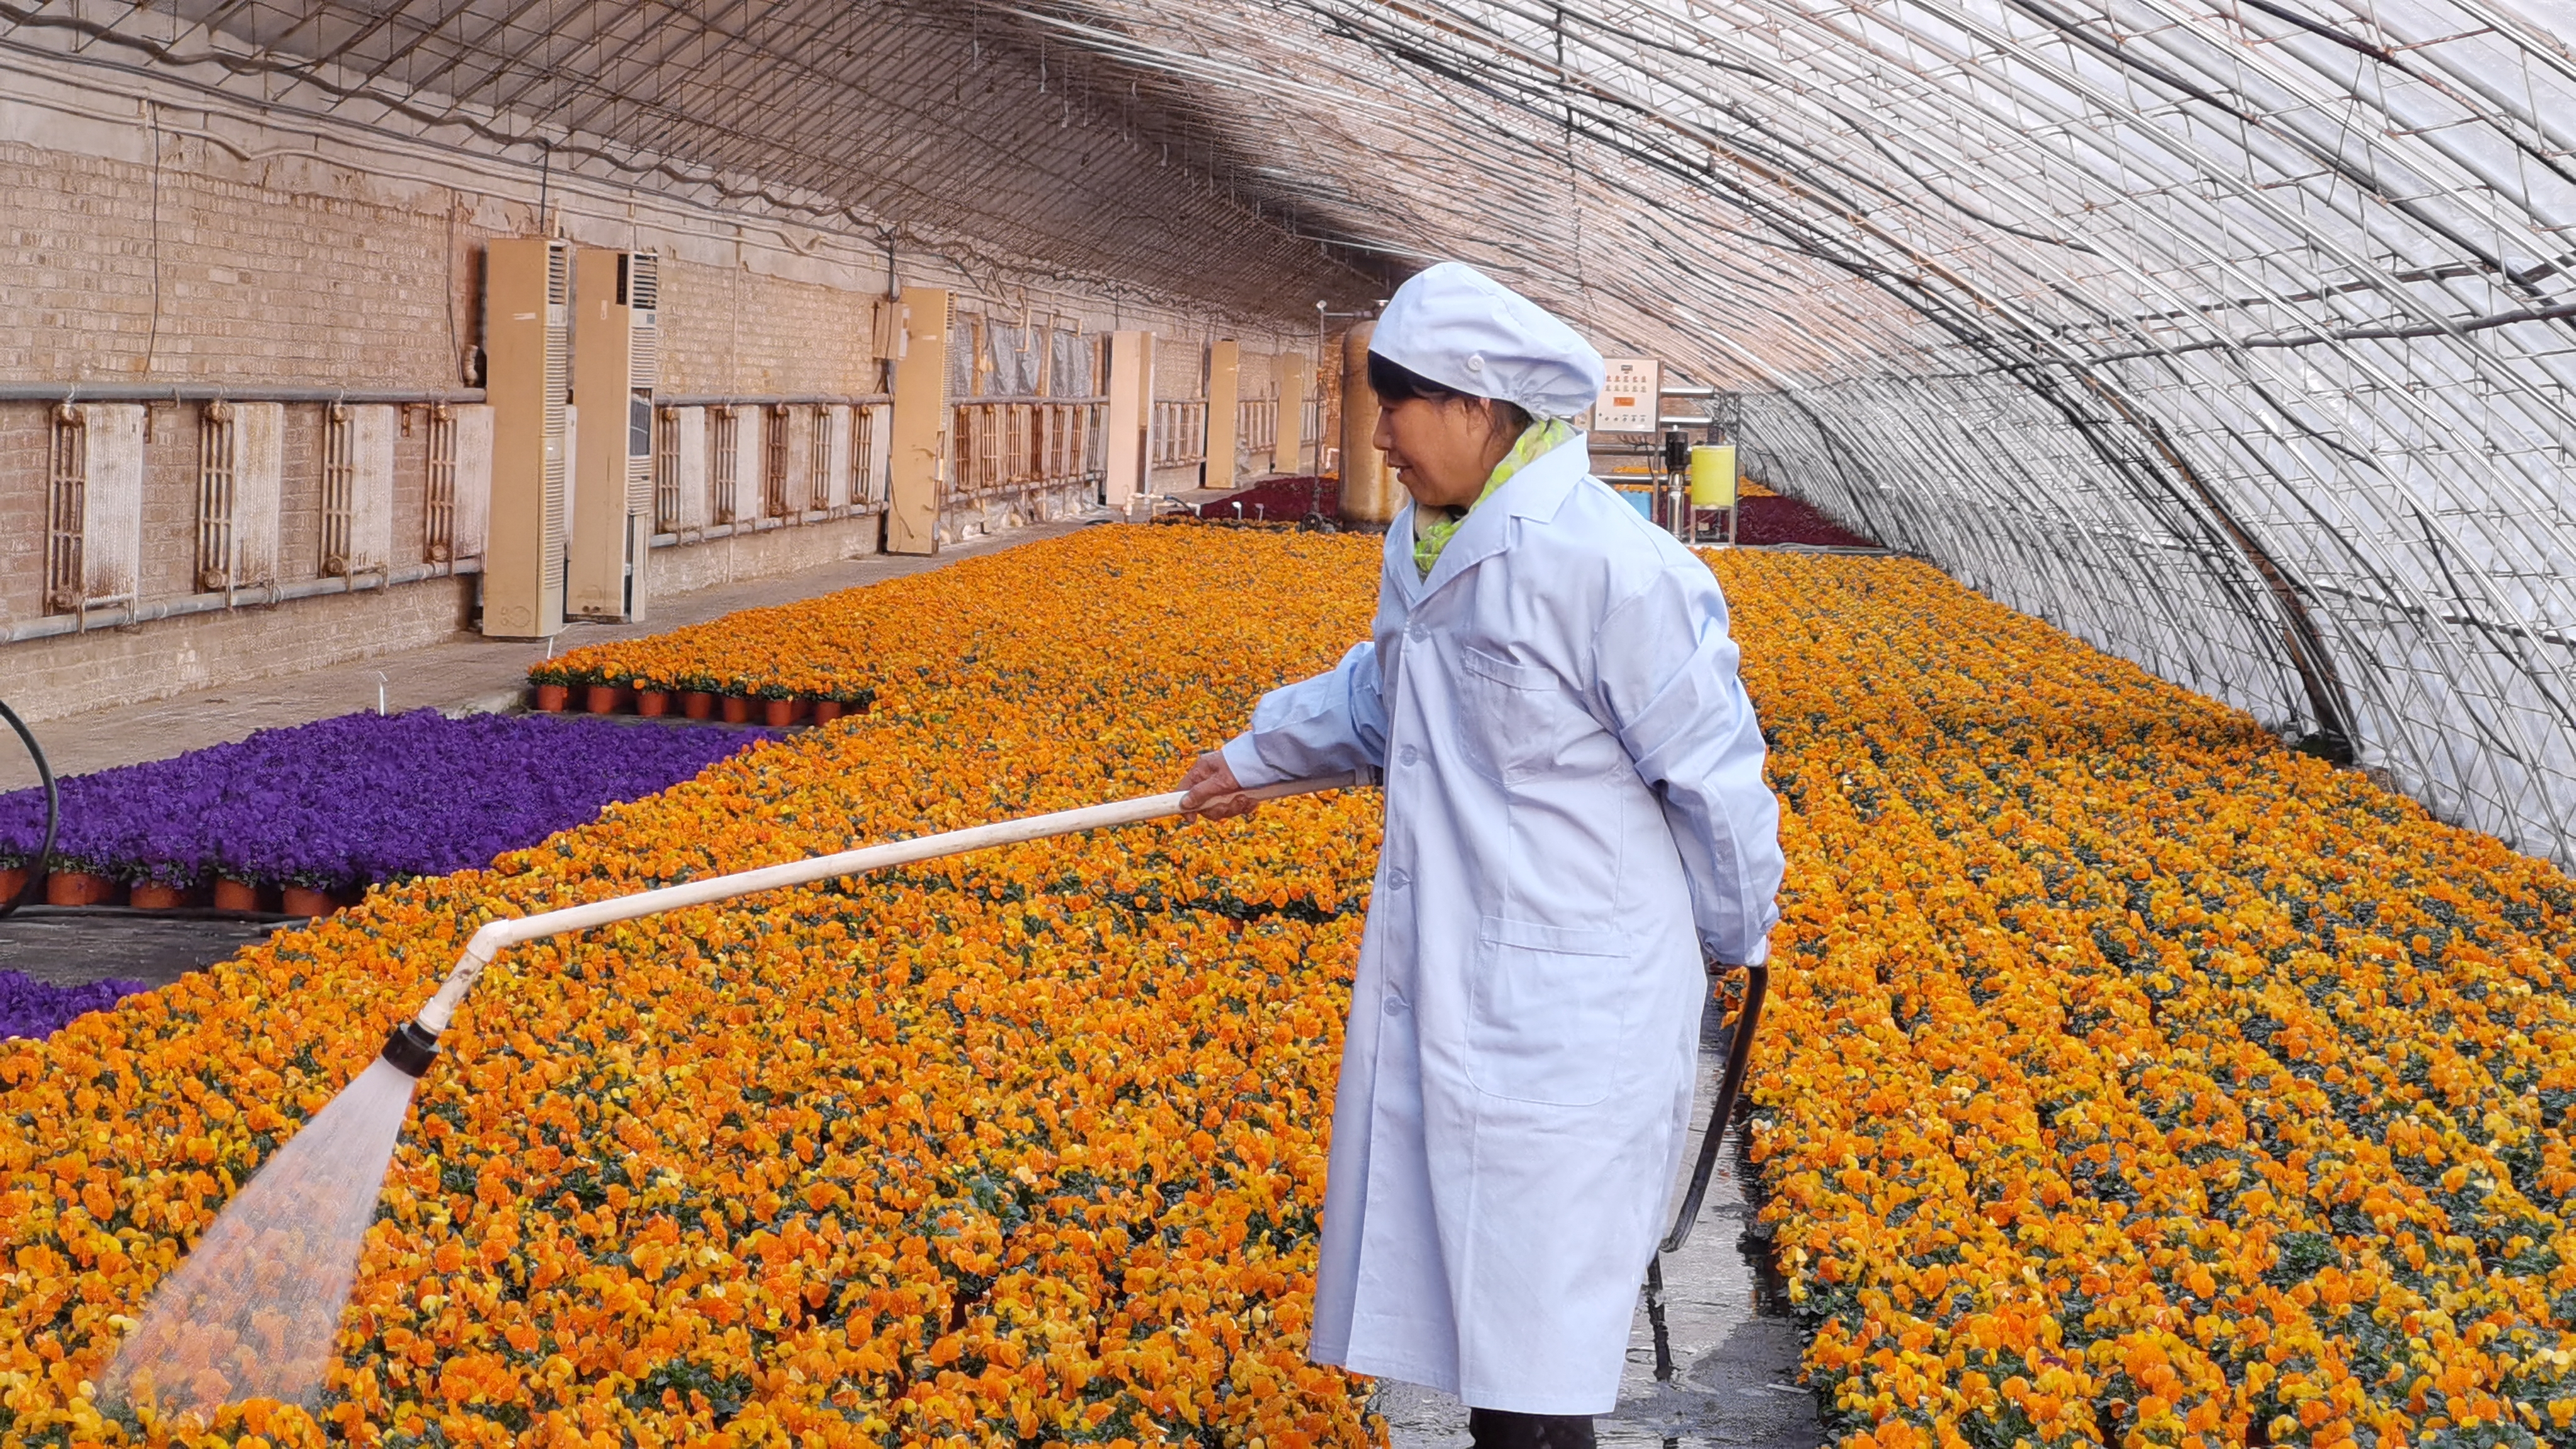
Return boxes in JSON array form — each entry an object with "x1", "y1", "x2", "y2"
[
  {"x1": 567, "y1": 247, "x2": 655, "y2": 623},
  {"x1": 480, "y1": 237, "x2": 570, "y2": 638}
]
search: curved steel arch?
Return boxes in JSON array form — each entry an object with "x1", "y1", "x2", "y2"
[
  {"x1": 6, "y1": 0, "x2": 2570, "y2": 858},
  {"x1": 980, "y1": 0, "x2": 2576, "y2": 862}
]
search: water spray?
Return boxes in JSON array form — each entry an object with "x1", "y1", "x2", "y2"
[{"x1": 103, "y1": 771, "x2": 1375, "y2": 1423}]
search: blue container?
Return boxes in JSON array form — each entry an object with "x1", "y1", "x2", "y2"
[{"x1": 1614, "y1": 487, "x2": 1656, "y2": 523}]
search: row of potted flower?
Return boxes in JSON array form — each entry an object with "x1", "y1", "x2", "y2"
[
  {"x1": 0, "y1": 709, "x2": 777, "y2": 915},
  {"x1": 525, "y1": 674, "x2": 875, "y2": 728},
  {"x1": 1, "y1": 865, "x2": 353, "y2": 917}
]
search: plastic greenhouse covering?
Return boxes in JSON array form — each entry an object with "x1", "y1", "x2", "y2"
[{"x1": 4, "y1": 0, "x2": 2572, "y2": 863}]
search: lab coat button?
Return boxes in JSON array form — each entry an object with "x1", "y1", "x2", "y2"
[
  {"x1": 1399, "y1": 745, "x2": 1419, "y2": 767},
  {"x1": 1388, "y1": 868, "x2": 1411, "y2": 889},
  {"x1": 1383, "y1": 994, "x2": 1407, "y2": 1016}
]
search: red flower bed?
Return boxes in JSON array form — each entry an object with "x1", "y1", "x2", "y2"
[
  {"x1": 1195, "y1": 475, "x2": 1338, "y2": 523},
  {"x1": 1733, "y1": 494, "x2": 1880, "y2": 548}
]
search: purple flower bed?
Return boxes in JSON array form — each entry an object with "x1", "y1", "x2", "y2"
[
  {"x1": 0, "y1": 711, "x2": 775, "y2": 891},
  {"x1": 0, "y1": 970, "x2": 147, "y2": 1041}
]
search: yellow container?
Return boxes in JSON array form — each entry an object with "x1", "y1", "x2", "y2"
[{"x1": 1689, "y1": 444, "x2": 1738, "y2": 508}]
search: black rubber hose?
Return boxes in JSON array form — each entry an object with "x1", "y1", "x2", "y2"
[
  {"x1": 1660, "y1": 962, "x2": 1768, "y2": 1255},
  {"x1": 0, "y1": 699, "x2": 57, "y2": 919}
]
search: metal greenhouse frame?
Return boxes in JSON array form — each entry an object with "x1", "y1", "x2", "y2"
[{"x1": 4, "y1": 0, "x2": 2569, "y2": 861}]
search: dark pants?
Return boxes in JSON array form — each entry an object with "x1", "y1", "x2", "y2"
[{"x1": 1466, "y1": 1407, "x2": 1596, "y2": 1448}]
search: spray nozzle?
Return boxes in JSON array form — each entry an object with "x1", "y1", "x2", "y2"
[{"x1": 379, "y1": 1019, "x2": 441, "y2": 1078}]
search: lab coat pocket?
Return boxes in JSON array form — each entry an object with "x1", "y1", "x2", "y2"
[
  {"x1": 1466, "y1": 916, "x2": 1631, "y2": 1106},
  {"x1": 1454, "y1": 643, "x2": 1553, "y2": 785}
]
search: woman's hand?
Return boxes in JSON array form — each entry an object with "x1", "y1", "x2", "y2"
[{"x1": 1179, "y1": 751, "x2": 1262, "y2": 819}]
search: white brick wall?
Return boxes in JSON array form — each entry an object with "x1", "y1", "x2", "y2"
[
  {"x1": 0, "y1": 140, "x2": 468, "y2": 389},
  {"x1": 0, "y1": 99, "x2": 1322, "y2": 713}
]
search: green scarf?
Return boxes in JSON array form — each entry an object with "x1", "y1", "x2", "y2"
[{"x1": 1413, "y1": 419, "x2": 1575, "y2": 579}]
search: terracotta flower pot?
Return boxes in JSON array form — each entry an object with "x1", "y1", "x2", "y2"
[
  {"x1": 46, "y1": 871, "x2": 119, "y2": 907},
  {"x1": 130, "y1": 882, "x2": 189, "y2": 910},
  {"x1": 763, "y1": 697, "x2": 798, "y2": 728},
  {"x1": 635, "y1": 690, "x2": 671, "y2": 718},
  {"x1": 811, "y1": 699, "x2": 845, "y2": 725},
  {"x1": 282, "y1": 886, "x2": 341, "y2": 918},
  {"x1": 680, "y1": 691, "x2": 718, "y2": 721},
  {"x1": 721, "y1": 695, "x2": 755, "y2": 724},
  {"x1": 0, "y1": 867, "x2": 27, "y2": 906},
  {"x1": 585, "y1": 684, "x2": 625, "y2": 715},
  {"x1": 214, "y1": 879, "x2": 274, "y2": 913},
  {"x1": 534, "y1": 683, "x2": 570, "y2": 712}
]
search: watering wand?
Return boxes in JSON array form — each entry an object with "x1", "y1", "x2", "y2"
[{"x1": 376, "y1": 769, "x2": 1377, "y2": 1078}]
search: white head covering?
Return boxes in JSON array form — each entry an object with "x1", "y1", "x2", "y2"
[{"x1": 1368, "y1": 262, "x2": 1606, "y2": 422}]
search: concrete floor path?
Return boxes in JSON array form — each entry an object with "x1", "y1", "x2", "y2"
[{"x1": 0, "y1": 521, "x2": 1089, "y2": 790}]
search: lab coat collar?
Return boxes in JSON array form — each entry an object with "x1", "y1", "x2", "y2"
[{"x1": 1416, "y1": 431, "x2": 1589, "y2": 599}]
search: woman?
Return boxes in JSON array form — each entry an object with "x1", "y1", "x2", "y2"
[{"x1": 1179, "y1": 263, "x2": 1784, "y2": 1448}]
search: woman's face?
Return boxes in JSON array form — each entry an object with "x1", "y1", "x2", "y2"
[{"x1": 1373, "y1": 394, "x2": 1516, "y2": 511}]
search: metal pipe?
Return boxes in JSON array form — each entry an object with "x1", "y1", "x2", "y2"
[
  {"x1": 647, "y1": 506, "x2": 886, "y2": 548},
  {"x1": 1, "y1": 561, "x2": 480, "y2": 645},
  {"x1": 380, "y1": 772, "x2": 1378, "y2": 1068},
  {"x1": 0, "y1": 384, "x2": 486, "y2": 404},
  {"x1": 654, "y1": 393, "x2": 900, "y2": 407}
]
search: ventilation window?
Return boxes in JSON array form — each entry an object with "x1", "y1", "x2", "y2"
[
  {"x1": 45, "y1": 404, "x2": 85, "y2": 614},
  {"x1": 321, "y1": 404, "x2": 394, "y2": 577},
  {"x1": 45, "y1": 403, "x2": 142, "y2": 613},
  {"x1": 1240, "y1": 394, "x2": 1279, "y2": 456},
  {"x1": 425, "y1": 403, "x2": 458, "y2": 564},
  {"x1": 809, "y1": 406, "x2": 833, "y2": 514},
  {"x1": 655, "y1": 406, "x2": 682, "y2": 533},
  {"x1": 197, "y1": 401, "x2": 237, "y2": 589},
  {"x1": 763, "y1": 404, "x2": 791, "y2": 517},
  {"x1": 709, "y1": 406, "x2": 739, "y2": 524},
  {"x1": 1152, "y1": 400, "x2": 1208, "y2": 469},
  {"x1": 852, "y1": 405, "x2": 882, "y2": 506},
  {"x1": 321, "y1": 404, "x2": 358, "y2": 576}
]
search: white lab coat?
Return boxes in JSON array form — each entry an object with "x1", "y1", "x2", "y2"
[{"x1": 1220, "y1": 435, "x2": 1784, "y2": 1415}]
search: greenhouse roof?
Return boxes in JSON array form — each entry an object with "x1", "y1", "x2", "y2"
[{"x1": 4, "y1": 0, "x2": 2572, "y2": 862}]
